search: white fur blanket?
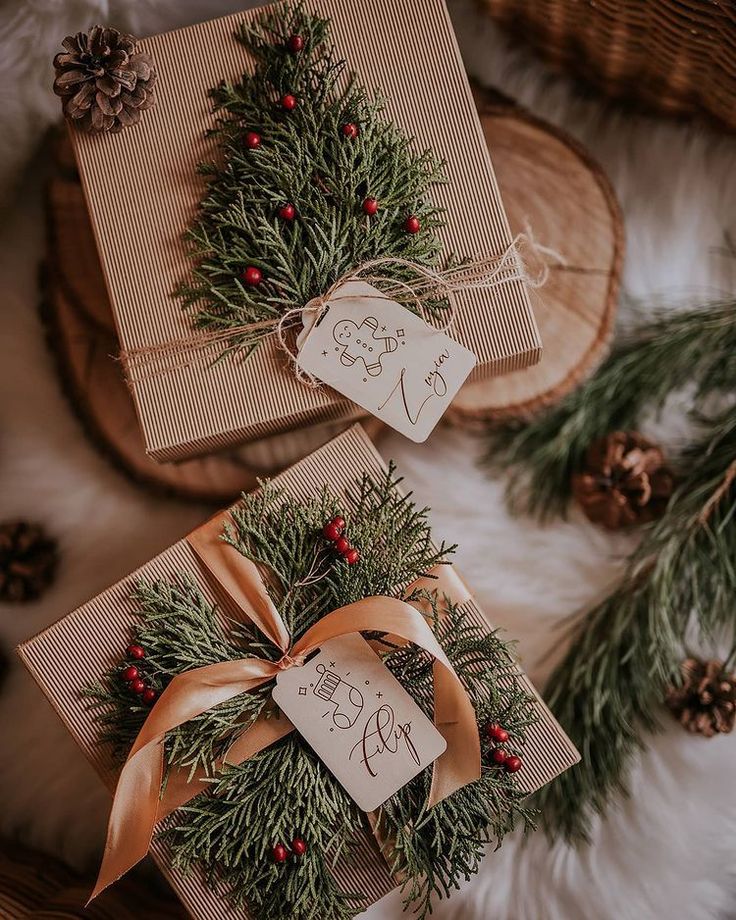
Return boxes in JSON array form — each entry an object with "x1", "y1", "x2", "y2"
[{"x1": 1, "y1": 1, "x2": 736, "y2": 917}]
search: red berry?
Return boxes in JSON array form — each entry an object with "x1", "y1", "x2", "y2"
[
  {"x1": 492, "y1": 748, "x2": 508, "y2": 766},
  {"x1": 505, "y1": 755, "x2": 523, "y2": 773},
  {"x1": 291, "y1": 837, "x2": 307, "y2": 857},
  {"x1": 278, "y1": 203, "x2": 296, "y2": 221},
  {"x1": 242, "y1": 266, "x2": 262, "y2": 286},
  {"x1": 331, "y1": 516, "x2": 346, "y2": 531},
  {"x1": 272, "y1": 843, "x2": 288, "y2": 863},
  {"x1": 127, "y1": 644, "x2": 145, "y2": 660},
  {"x1": 362, "y1": 197, "x2": 378, "y2": 216},
  {"x1": 245, "y1": 132, "x2": 262, "y2": 149},
  {"x1": 344, "y1": 548, "x2": 360, "y2": 565},
  {"x1": 122, "y1": 665, "x2": 139, "y2": 682},
  {"x1": 287, "y1": 34, "x2": 304, "y2": 53},
  {"x1": 130, "y1": 678, "x2": 146, "y2": 695},
  {"x1": 341, "y1": 122, "x2": 359, "y2": 138},
  {"x1": 281, "y1": 94, "x2": 297, "y2": 111},
  {"x1": 334, "y1": 537, "x2": 350, "y2": 554},
  {"x1": 487, "y1": 723, "x2": 509, "y2": 744},
  {"x1": 323, "y1": 522, "x2": 342, "y2": 542},
  {"x1": 142, "y1": 688, "x2": 157, "y2": 705},
  {"x1": 404, "y1": 215, "x2": 421, "y2": 234}
]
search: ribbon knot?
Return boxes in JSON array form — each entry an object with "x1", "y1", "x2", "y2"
[{"x1": 277, "y1": 651, "x2": 305, "y2": 670}]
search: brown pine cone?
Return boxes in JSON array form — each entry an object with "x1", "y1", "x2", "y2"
[
  {"x1": 0, "y1": 521, "x2": 59, "y2": 603},
  {"x1": 53, "y1": 26, "x2": 156, "y2": 134},
  {"x1": 665, "y1": 657, "x2": 736, "y2": 737},
  {"x1": 571, "y1": 431, "x2": 674, "y2": 530}
]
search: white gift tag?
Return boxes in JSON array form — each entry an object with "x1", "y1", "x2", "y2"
[
  {"x1": 272, "y1": 635, "x2": 446, "y2": 811},
  {"x1": 296, "y1": 280, "x2": 477, "y2": 442}
]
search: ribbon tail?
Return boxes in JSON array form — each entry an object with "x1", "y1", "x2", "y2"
[
  {"x1": 427, "y1": 657, "x2": 481, "y2": 807},
  {"x1": 90, "y1": 658, "x2": 279, "y2": 902},
  {"x1": 88, "y1": 742, "x2": 164, "y2": 902}
]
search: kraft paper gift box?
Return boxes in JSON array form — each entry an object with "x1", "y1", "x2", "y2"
[
  {"x1": 66, "y1": 0, "x2": 542, "y2": 462},
  {"x1": 19, "y1": 425, "x2": 577, "y2": 919}
]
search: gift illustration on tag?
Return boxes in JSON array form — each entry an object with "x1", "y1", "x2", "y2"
[
  {"x1": 333, "y1": 316, "x2": 399, "y2": 377},
  {"x1": 313, "y1": 662, "x2": 365, "y2": 729}
]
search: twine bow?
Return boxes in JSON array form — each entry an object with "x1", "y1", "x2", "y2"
[{"x1": 90, "y1": 512, "x2": 481, "y2": 901}]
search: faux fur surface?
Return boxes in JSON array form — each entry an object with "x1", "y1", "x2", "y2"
[{"x1": 1, "y1": 1, "x2": 736, "y2": 917}]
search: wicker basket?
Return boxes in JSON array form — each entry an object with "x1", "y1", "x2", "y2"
[{"x1": 482, "y1": 0, "x2": 736, "y2": 131}]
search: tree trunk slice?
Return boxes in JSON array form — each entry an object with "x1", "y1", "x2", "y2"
[
  {"x1": 42, "y1": 129, "x2": 385, "y2": 503},
  {"x1": 445, "y1": 88, "x2": 623, "y2": 427}
]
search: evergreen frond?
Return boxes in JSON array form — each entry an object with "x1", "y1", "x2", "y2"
[{"x1": 178, "y1": 2, "x2": 448, "y2": 356}]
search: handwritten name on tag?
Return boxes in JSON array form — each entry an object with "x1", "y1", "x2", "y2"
[
  {"x1": 296, "y1": 281, "x2": 476, "y2": 442},
  {"x1": 272, "y1": 635, "x2": 446, "y2": 811}
]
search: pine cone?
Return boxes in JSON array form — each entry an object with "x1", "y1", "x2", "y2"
[
  {"x1": 0, "y1": 521, "x2": 59, "y2": 603},
  {"x1": 665, "y1": 657, "x2": 736, "y2": 737},
  {"x1": 53, "y1": 26, "x2": 156, "y2": 134},
  {"x1": 571, "y1": 431, "x2": 674, "y2": 530}
]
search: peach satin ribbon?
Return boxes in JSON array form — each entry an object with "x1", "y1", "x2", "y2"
[{"x1": 90, "y1": 513, "x2": 481, "y2": 900}]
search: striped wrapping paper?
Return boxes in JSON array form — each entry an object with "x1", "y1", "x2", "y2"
[
  {"x1": 18, "y1": 425, "x2": 578, "y2": 918},
  {"x1": 67, "y1": 0, "x2": 542, "y2": 462}
]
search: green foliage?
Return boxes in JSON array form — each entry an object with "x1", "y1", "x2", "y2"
[
  {"x1": 87, "y1": 468, "x2": 538, "y2": 919},
  {"x1": 485, "y1": 300, "x2": 736, "y2": 520},
  {"x1": 537, "y1": 406, "x2": 736, "y2": 841},
  {"x1": 178, "y1": 2, "x2": 447, "y2": 356},
  {"x1": 481, "y1": 296, "x2": 736, "y2": 841}
]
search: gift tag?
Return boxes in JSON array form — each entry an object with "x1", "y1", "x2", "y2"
[
  {"x1": 296, "y1": 280, "x2": 476, "y2": 442},
  {"x1": 272, "y1": 634, "x2": 446, "y2": 811}
]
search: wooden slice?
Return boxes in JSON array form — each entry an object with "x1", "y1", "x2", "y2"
[
  {"x1": 446, "y1": 88, "x2": 623, "y2": 425},
  {"x1": 42, "y1": 129, "x2": 385, "y2": 503}
]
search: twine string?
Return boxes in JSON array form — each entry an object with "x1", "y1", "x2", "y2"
[{"x1": 120, "y1": 231, "x2": 561, "y2": 386}]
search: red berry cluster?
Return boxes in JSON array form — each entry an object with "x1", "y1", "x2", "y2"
[
  {"x1": 322, "y1": 515, "x2": 360, "y2": 565},
  {"x1": 120, "y1": 644, "x2": 157, "y2": 706},
  {"x1": 485, "y1": 722, "x2": 522, "y2": 773},
  {"x1": 272, "y1": 837, "x2": 307, "y2": 864}
]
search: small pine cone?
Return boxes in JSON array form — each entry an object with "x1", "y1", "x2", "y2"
[
  {"x1": 0, "y1": 521, "x2": 59, "y2": 603},
  {"x1": 53, "y1": 26, "x2": 156, "y2": 134},
  {"x1": 665, "y1": 658, "x2": 736, "y2": 737},
  {"x1": 571, "y1": 431, "x2": 674, "y2": 530}
]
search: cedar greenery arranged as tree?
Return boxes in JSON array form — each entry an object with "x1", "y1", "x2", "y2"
[
  {"x1": 178, "y1": 2, "x2": 447, "y2": 357},
  {"x1": 87, "y1": 467, "x2": 538, "y2": 920},
  {"x1": 484, "y1": 299, "x2": 736, "y2": 842}
]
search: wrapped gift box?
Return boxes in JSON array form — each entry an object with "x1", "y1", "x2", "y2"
[
  {"x1": 68, "y1": 0, "x2": 542, "y2": 461},
  {"x1": 19, "y1": 425, "x2": 577, "y2": 918}
]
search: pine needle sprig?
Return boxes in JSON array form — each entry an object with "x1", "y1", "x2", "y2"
[
  {"x1": 178, "y1": 2, "x2": 448, "y2": 355},
  {"x1": 485, "y1": 300, "x2": 736, "y2": 520},
  {"x1": 536, "y1": 404, "x2": 736, "y2": 841},
  {"x1": 167, "y1": 739, "x2": 364, "y2": 920},
  {"x1": 87, "y1": 469, "x2": 538, "y2": 918},
  {"x1": 381, "y1": 604, "x2": 538, "y2": 917}
]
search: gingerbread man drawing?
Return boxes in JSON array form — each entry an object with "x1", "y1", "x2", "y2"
[{"x1": 332, "y1": 316, "x2": 398, "y2": 377}]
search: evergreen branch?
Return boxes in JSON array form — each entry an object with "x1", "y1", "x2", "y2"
[
  {"x1": 484, "y1": 300, "x2": 736, "y2": 520},
  {"x1": 179, "y1": 2, "x2": 448, "y2": 355},
  {"x1": 536, "y1": 405, "x2": 736, "y2": 841},
  {"x1": 86, "y1": 469, "x2": 539, "y2": 918}
]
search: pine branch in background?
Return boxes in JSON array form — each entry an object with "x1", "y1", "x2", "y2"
[
  {"x1": 179, "y1": 2, "x2": 447, "y2": 355},
  {"x1": 536, "y1": 404, "x2": 736, "y2": 841},
  {"x1": 485, "y1": 300, "x2": 736, "y2": 520}
]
